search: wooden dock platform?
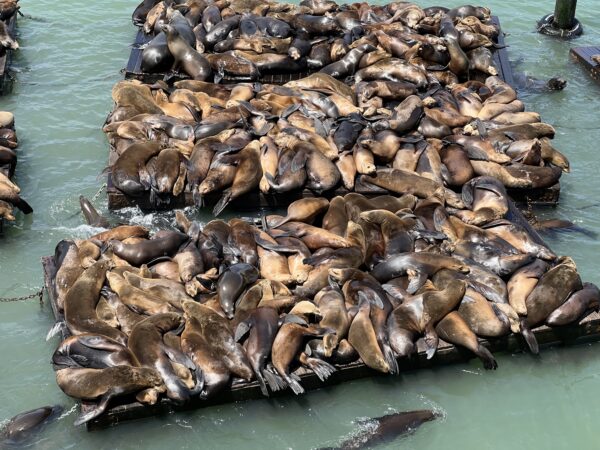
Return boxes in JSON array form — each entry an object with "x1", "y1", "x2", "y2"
[
  {"x1": 0, "y1": 13, "x2": 17, "y2": 95},
  {"x1": 110, "y1": 16, "x2": 560, "y2": 211},
  {"x1": 40, "y1": 203, "x2": 590, "y2": 431},
  {"x1": 41, "y1": 255, "x2": 600, "y2": 431},
  {"x1": 570, "y1": 46, "x2": 600, "y2": 82}
]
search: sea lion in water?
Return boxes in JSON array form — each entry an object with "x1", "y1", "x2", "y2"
[
  {"x1": 79, "y1": 196, "x2": 110, "y2": 228},
  {"x1": 320, "y1": 410, "x2": 438, "y2": 450},
  {"x1": 435, "y1": 311, "x2": 498, "y2": 369},
  {"x1": 546, "y1": 283, "x2": 600, "y2": 327},
  {"x1": 0, "y1": 405, "x2": 63, "y2": 446},
  {"x1": 56, "y1": 366, "x2": 166, "y2": 425}
]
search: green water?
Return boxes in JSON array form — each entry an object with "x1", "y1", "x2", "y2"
[{"x1": 2, "y1": 0, "x2": 600, "y2": 448}]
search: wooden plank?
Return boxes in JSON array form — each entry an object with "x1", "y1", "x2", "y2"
[
  {"x1": 570, "y1": 46, "x2": 600, "y2": 81},
  {"x1": 41, "y1": 254, "x2": 600, "y2": 431}
]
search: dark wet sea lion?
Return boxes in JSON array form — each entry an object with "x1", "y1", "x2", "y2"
[
  {"x1": 109, "y1": 231, "x2": 188, "y2": 266},
  {"x1": 546, "y1": 283, "x2": 600, "y2": 327},
  {"x1": 0, "y1": 405, "x2": 63, "y2": 446},
  {"x1": 321, "y1": 409, "x2": 437, "y2": 450},
  {"x1": 112, "y1": 141, "x2": 162, "y2": 196},
  {"x1": 163, "y1": 24, "x2": 212, "y2": 81},
  {"x1": 79, "y1": 196, "x2": 110, "y2": 228},
  {"x1": 56, "y1": 366, "x2": 165, "y2": 425},
  {"x1": 235, "y1": 307, "x2": 280, "y2": 396},
  {"x1": 371, "y1": 252, "x2": 469, "y2": 293},
  {"x1": 217, "y1": 263, "x2": 260, "y2": 319},
  {"x1": 129, "y1": 313, "x2": 201, "y2": 403},
  {"x1": 132, "y1": 0, "x2": 161, "y2": 25},
  {"x1": 436, "y1": 311, "x2": 497, "y2": 369},
  {"x1": 525, "y1": 257, "x2": 582, "y2": 328},
  {"x1": 52, "y1": 333, "x2": 138, "y2": 370}
]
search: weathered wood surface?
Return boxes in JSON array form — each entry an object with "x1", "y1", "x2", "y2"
[{"x1": 570, "y1": 46, "x2": 600, "y2": 81}]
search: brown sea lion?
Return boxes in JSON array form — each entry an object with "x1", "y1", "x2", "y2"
[
  {"x1": 361, "y1": 168, "x2": 443, "y2": 199},
  {"x1": 314, "y1": 287, "x2": 350, "y2": 357},
  {"x1": 546, "y1": 283, "x2": 600, "y2": 326},
  {"x1": 348, "y1": 296, "x2": 389, "y2": 373},
  {"x1": 162, "y1": 24, "x2": 212, "y2": 81},
  {"x1": 435, "y1": 311, "x2": 497, "y2": 369},
  {"x1": 267, "y1": 197, "x2": 330, "y2": 229},
  {"x1": 56, "y1": 366, "x2": 165, "y2": 425}
]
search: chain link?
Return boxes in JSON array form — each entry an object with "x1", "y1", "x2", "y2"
[
  {"x1": 0, "y1": 288, "x2": 44, "y2": 305},
  {"x1": 92, "y1": 183, "x2": 107, "y2": 201}
]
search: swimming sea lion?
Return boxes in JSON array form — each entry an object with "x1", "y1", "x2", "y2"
[{"x1": 0, "y1": 405, "x2": 63, "y2": 446}]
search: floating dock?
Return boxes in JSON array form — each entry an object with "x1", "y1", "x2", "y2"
[
  {"x1": 41, "y1": 202, "x2": 594, "y2": 431},
  {"x1": 109, "y1": 16, "x2": 560, "y2": 212},
  {"x1": 0, "y1": 13, "x2": 17, "y2": 95},
  {"x1": 570, "y1": 46, "x2": 600, "y2": 82}
]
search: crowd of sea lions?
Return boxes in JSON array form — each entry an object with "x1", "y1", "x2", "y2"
[
  {"x1": 104, "y1": 0, "x2": 569, "y2": 215},
  {"x1": 0, "y1": 112, "x2": 32, "y2": 224},
  {"x1": 48, "y1": 183, "x2": 599, "y2": 425}
]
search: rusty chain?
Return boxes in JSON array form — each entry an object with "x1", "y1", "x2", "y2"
[{"x1": 0, "y1": 288, "x2": 44, "y2": 305}]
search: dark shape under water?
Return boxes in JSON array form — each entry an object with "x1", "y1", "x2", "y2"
[
  {"x1": 318, "y1": 409, "x2": 438, "y2": 450},
  {"x1": 534, "y1": 219, "x2": 598, "y2": 239},
  {"x1": 0, "y1": 405, "x2": 63, "y2": 448}
]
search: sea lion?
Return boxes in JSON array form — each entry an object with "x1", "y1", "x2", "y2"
[
  {"x1": 235, "y1": 307, "x2": 281, "y2": 396},
  {"x1": 470, "y1": 161, "x2": 562, "y2": 189},
  {"x1": 361, "y1": 168, "x2": 443, "y2": 199},
  {"x1": 314, "y1": 287, "x2": 350, "y2": 357},
  {"x1": 109, "y1": 231, "x2": 188, "y2": 266},
  {"x1": 183, "y1": 301, "x2": 254, "y2": 380},
  {"x1": 129, "y1": 313, "x2": 201, "y2": 403},
  {"x1": 525, "y1": 257, "x2": 583, "y2": 328},
  {"x1": 387, "y1": 280, "x2": 467, "y2": 358},
  {"x1": 271, "y1": 317, "x2": 335, "y2": 394},
  {"x1": 268, "y1": 198, "x2": 330, "y2": 229},
  {"x1": 321, "y1": 410, "x2": 438, "y2": 450},
  {"x1": 348, "y1": 295, "x2": 389, "y2": 373},
  {"x1": 52, "y1": 334, "x2": 138, "y2": 369},
  {"x1": 546, "y1": 283, "x2": 600, "y2": 326},
  {"x1": 0, "y1": 405, "x2": 63, "y2": 446},
  {"x1": 62, "y1": 260, "x2": 127, "y2": 345},
  {"x1": 111, "y1": 141, "x2": 162, "y2": 196},
  {"x1": 79, "y1": 195, "x2": 110, "y2": 228},
  {"x1": 162, "y1": 24, "x2": 212, "y2": 81},
  {"x1": 53, "y1": 240, "x2": 84, "y2": 311},
  {"x1": 217, "y1": 263, "x2": 259, "y2": 319},
  {"x1": 56, "y1": 366, "x2": 165, "y2": 425},
  {"x1": 371, "y1": 252, "x2": 469, "y2": 293},
  {"x1": 435, "y1": 312, "x2": 497, "y2": 369}
]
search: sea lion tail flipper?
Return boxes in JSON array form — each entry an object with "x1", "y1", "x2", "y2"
[
  {"x1": 262, "y1": 366, "x2": 287, "y2": 392},
  {"x1": 382, "y1": 342, "x2": 399, "y2": 375},
  {"x1": 213, "y1": 189, "x2": 232, "y2": 217},
  {"x1": 46, "y1": 321, "x2": 66, "y2": 341},
  {"x1": 73, "y1": 389, "x2": 120, "y2": 426},
  {"x1": 519, "y1": 319, "x2": 539, "y2": 355},
  {"x1": 406, "y1": 270, "x2": 427, "y2": 295},
  {"x1": 15, "y1": 196, "x2": 33, "y2": 214},
  {"x1": 424, "y1": 323, "x2": 439, "y2": 360},
  {"x1": 234, "y1": 320, "x2": 252, "y2": 342},
  {"x1": 280, "y1": 103, "x2": 300, "y2": 119},
  {"x1": 51, "y1": 353, "x2": 88, "y2": 369},
  {"x1": 303, "y1": 356, "x2": 337, "y2": 382},
  {"x1": 287, "y1": 373, "x2": 305, "y2": 395},
  {"x1": 256, "y1": 371, "x2": 270, "y2": 397},
  {"x1": 189, "y1": 367, "x2": 205, "y2": 396},
  {"x1": 476, "y1": 344, "x2": 498, "y2": 370},
  {"x1": 290, "y1": 149, "x2": 308, "y2": 173},
  {"x1": 162, "y1": 344, "x2": 196, "y2": 370}
]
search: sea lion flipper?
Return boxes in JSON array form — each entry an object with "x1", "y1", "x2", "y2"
[
  {"x1": 162, "y1": 344, "x2": 196, "y2": 370},
  {"x1": 15, "y1": 197, "x2": 33, "y2": 214},
  {"x1": 424, "y1": 323, "x2": 439, "y2": 359},
  {"x1": 213, "y1": 188, "x2": 232, "y2": 217},
  {"x1": 302, "y1": 355, "x2": 337, "y2": 382},
  {"x1": 286, "y1": 373, "x2": 305, "y2": 395},
  {"x1": 262, "y1": 366, "x2": 287, "y2": 392},
  {"x1": 52, "y1": 354, "x2": 86, "y2": 369},
  {"x1": 406, "y1": 270, "x2": 427, "y2": 295},
  {"x1": 73, "y1": 389, "x2": 120, "y2": 426},
  {"x1": 382, "y1": 342, "x2": 399, "y2": 375},
  {"x1": 284, "y1": 314, "x2": 308, "y2": 327},
  {"x1": 234, "y1": 321, "x2": 252, "y2": 342},
  {"x1": 519, "y1": 319, "x2": 539, "y2": 355},
  {"x1": 475, "y1": 345, "x2": 498, "y2": 370},
  {"x1": 46, "y1": 321, "x2": 66, "y2": 341}
]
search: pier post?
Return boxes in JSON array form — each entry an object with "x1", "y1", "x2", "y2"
[{"x1": 537, "y1": 0, "x2": 583, "y2": 39}]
